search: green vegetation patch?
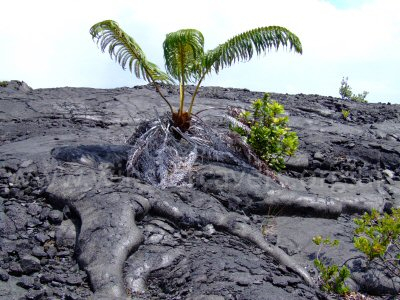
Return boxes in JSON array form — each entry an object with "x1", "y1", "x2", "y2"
[
  {"x1": 229, "y1": 93, "x2": 299, "y2": 171},
  {"x1": 339, "y1": 77, "x2": 368, "y2": 103}
]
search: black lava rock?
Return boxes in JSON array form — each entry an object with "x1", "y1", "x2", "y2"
[
  {"x1": 20, "y1": 255, "x2": 41, "y2": 274},
  {"x1": 48, "y1": 210, "x2": 63, "y2": 224},
  {"x1": 0, "y1": 269, "x2": 9, "y2": 281}
]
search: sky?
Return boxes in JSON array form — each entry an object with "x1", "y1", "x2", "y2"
[{"x1": 0, "y1": 0, "x2": 399, "y2": 104}]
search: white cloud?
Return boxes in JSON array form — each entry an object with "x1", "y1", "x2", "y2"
[{"x1": 0, "y1": 0, "x2": 399, "y2": 103}]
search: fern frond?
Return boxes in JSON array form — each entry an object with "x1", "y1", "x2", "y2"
[
  {"x1": 225, "y1": 114, "x2": 251, "y2": 134},
  {"x1": 90, "y1": 20, "x2": 174, "y2": 84},
  {"x1": 204, "y1": 26, "x2": 302, "y2": 74},
  {"x1": 158, "y1": 148, "x2": 198, "y2": 188},
  {"x1": 163, "y1": 29, "x2": 204, "y2": 84}
]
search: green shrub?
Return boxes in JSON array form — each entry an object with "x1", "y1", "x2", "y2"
[
  {"x1": 339, "y1": 77, "x2": 368, "y2": 103},
  {"x1": 312, "y1": 235, "x2": 351, "y2": 295},
  {"x1": 353, "y1": 208, "x2": 400, "y2": 277},
  {"x1": 351, "y1": 91, "x2": 369, "y2": 103},
  {"x1": 0, "y1": 81, "x2": 8, "y2": 87},
  {"x1": 230, "y1": 93, "x2": 299, "y2": 171}
]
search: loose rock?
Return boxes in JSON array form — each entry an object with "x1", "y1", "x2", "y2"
[{"x1": 20, "y1": 255, "x2": 41, "y2": 274}]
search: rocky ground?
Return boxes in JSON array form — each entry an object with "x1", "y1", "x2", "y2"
[{"x1": 0, "y1": 80, "x2": 400, "y2": 300}]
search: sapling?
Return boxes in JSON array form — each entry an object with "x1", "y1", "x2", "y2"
[
  {"x1": 309, "y1": 209, "x2": 400, "y2": 297},
  {"x1": 229, "y1": 93, "x2": 299, "y2": 171},
  {"x1": 339, "y1": 77, "x2": 353, "y2": 100},
  {"x1": 312, "y1": 235, "x2": 351, "y2": 295}
]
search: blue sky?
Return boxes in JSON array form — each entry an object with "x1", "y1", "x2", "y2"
[
  {"x1": 0, "y1": 0, "x2": 399, "y2": 104},
  {"x1": 325, "y1": 0, "x2": 373, "y2": 9}
]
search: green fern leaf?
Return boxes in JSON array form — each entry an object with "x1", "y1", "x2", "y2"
[
  {"x1": 204, "y1": 26, "x2": 302, "y2": 74},
  {"x1": 90, "y1": 20, "x2": 174, "y2": 84},
  {"x1": 163, "y1": 29, "x2": 204, "y2": 84}
]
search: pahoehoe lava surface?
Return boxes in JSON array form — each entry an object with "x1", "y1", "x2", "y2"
[{"x1": 1, "y1": 81, "x2": 400, "y2": 299}]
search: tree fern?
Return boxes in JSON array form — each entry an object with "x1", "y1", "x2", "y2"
[
  {"x1": 90, "y1": 21, "x2": 302, "y2": 130},
  {"x1": 163, "y1": 29, "x2": 204, "y2": 115}
]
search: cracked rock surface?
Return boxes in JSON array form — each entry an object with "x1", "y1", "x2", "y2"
[{"x1": 1, "y1": 81, "x2": 400, "y2": 299}]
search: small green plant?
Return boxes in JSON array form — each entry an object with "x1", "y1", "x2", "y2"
[
  {"x1": 312, "y1": 235, "x2": 351, "y2": 295},
  {"x1": 310, "y1": 210, "x2": 400, "y2": 296},
  {"x1": 339, "y1": 77, "x2": 368, "y2": 103},
  {"x1": 353, "y1": 208, "x2": 400, "y2": 277},
  {"x1": 0, "y1": 81, "x2": 8, "y2": 87},
  {"x1": 341, "y1": 109, "x2": 350, "y2": 119},
  {"x1": 230, "y1": 93, "x2": 299, "y2": 171}
]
